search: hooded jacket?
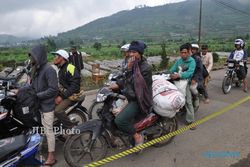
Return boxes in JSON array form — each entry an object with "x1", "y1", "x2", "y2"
[
  {"x1": 30, "y1": 45, "x2": 58, "y2": 113},
  {"x1": 117, "y1": 57, "x2": 152, "y2": 102}
]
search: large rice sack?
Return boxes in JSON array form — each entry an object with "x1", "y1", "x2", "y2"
[{"x1": 152, "y1": 75, "x2": 185, "y2": 118}]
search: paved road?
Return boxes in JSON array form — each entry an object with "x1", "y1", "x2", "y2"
[{"x1": 52, "y1": 67, "x2": 250, "y2": 167}]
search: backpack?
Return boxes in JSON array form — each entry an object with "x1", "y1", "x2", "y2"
[{"x1": 13, "y1": 86, "x2": 41, "y2": 128}]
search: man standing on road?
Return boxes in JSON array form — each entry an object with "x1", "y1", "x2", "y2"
[
  {"x1": 69, "y1": 45, "x2": 84, "y2": 72},
  {"x1": 29, "y1": 44, "x2": 58, "y2": 166},
  {"x1": 201, "y1": 44, "x2": 213, "y2": 89}
]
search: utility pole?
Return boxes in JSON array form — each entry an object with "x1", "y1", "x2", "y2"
[{"x1": 198, "y1": 0, "x2": 203, "y2": 46}]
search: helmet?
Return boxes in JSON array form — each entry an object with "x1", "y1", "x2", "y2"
[
  {"x1": 234, "y1": 39, "x2": 244, "y2": 47},
  {"x1": 51, "y1": 49, "x2": 69, "y2": 61},
  {"x1": 120, "y1": 44, "x2": 130, "y2": 52},
  {"x1": 191, "y1": 44, "x2": 199, "y2": 49}
]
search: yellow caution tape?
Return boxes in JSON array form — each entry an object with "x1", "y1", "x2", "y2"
[{"x1": 85, "y1": 96, "x2": 250, "y2": 167}]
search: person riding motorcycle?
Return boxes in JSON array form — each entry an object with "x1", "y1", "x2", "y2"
[
  {"x1": 52, "y1": 49, "x2": 81, "y2": 129},
  {"x1": 170, "y1": 43, "x2": 196, "y2": 130},
  {"x1": 228, "y1": 39, "x2": 248, "y2": 92},
  {"x1": 120, "y1": 43, "x2": 130, "y2": 71},
  {"x1": 109, "y1": 41, "x2": 152, "y2": 146}
]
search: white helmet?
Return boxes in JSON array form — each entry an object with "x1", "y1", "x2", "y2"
[
  {"x1": 234, "y1": 39, "x2": 244, "y2": 47},
  {"x1": 120, "y1": 44, "x2": 130, "y2": 52},
  {"x1": 51, "y1": 49, "x2": 69, "y2": 61},
  {"x1": 191, "y1": 44, "x2": 199, "y2": 49}
]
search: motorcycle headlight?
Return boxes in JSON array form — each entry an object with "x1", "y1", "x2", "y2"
[
  {"x1": 108, "y1": 73, "x2": 114, "y2": 81},
  {"x1": 96, "y1": 93, "x2": 107, "y2": 102}
]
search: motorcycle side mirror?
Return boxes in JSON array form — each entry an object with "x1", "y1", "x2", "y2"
[{"x1": 24, "y1": 59, "x2": 31, "y2": 66}]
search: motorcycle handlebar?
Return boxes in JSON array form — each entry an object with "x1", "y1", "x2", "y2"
[{"x1": 110, "y1": 93, "x2": 126, "y2": 100}]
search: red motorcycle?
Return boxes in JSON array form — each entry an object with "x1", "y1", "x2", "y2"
[{"x1": 63, "y1": 87, "x2": 178, "y2": 167}]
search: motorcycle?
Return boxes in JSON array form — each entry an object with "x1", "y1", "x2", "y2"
[
  {"x1": 0, "y1": 131, "x2": 42, "y2": 167},
  {"x1": 0, "y1": 60, "x2": 31, "y2": 88},
  {"x1": 88, "y1": 71, "x2": 123, "y2": 119},
  {"x1": 88, "y1": 71, "x2": 198, "y2": 120},
  {"x1": 0, "y1": 80, "x2": 42, "y2": 166},
  {"x1": 0, "y1": 79, "x2": 88, "y2": 141},
  {"x1": 222, "y1": 59, "x2": 244, "y2": 94},
  {"x1": 64, "y1": 86, "x2": 178, "y2": 167}
]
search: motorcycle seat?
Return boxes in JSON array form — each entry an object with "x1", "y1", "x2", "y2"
[
  {"x1": 69, "y1": 95, "x2": 85, "y2": 106},
  {"x1": 0, "y1": 135, "x2": 28, "y2": 162}
]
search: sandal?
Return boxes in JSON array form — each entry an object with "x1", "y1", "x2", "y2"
[{"x1": 42, "y1": 159, "x2": 57, "y2": 167}]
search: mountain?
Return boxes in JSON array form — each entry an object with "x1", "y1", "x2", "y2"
[
  {"x1": 0, "y1": 34, "x2": 32, "y2": 46},
  {"x1": 57, "y1": 0, "x2": 250, "y2": 42}
]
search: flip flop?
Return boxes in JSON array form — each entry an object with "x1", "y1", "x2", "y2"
[
  {"x1": 135, "y1": 133, "x2": 144, "y2": 154},
  {"x1": 43, "y1": 159, "x2": 57, "y2": 167},
  {"x1": 135, "y1": 133, "x2": 144, "y2": 146}
]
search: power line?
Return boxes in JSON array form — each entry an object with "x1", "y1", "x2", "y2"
[{"x1": 211, "y1": 0, "x2": 250, "y2": 16}]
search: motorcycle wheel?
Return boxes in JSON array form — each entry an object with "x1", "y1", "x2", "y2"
[
  {"x1": 153, "y1": 117, "x2": 178, "y2": 147},
  {"x1": 64, "y1": 131, "x2": 107, "y2": 167},
  {"x1": 222, "y1": 76, "x2": 232, "y2": 94},
  {"x1": 67, "y1": 108, "x2": 87, "y2": 125},
  {"x1": 57, "y1": 108, "x2": 88, "y2": 142},
  {"x1": 88, "y1": 101, "x2": 104, "y2": 119}
]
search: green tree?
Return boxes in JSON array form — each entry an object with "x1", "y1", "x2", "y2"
[
  {"x1": 160, "y1": 40, "x2": 169, "y2": 69},
  {"x1": 69, "y1": 40, "x2": 75, "y2": 46},
  {"x1": 212, "y1": 52, "x2": 219, "y2": 63},
  {"x1": 245, "y1": 34, "x2": 249, "y2": 40},
  {"x1": 93, "y1": 42, "x2": 102, "y2": 50},
  {"x1": 45, "y1": 37, "x2": 57, "y2": 52}
]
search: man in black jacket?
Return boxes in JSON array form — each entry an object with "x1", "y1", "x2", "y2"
[
  {"x1": 52, "y1": 49, "x2": 81, "y2": 129},
  {"x1": 69, "y1": 45, "x2": 84, "y2": 72},
  {"x1": 29, "y1": 44, "x2": 58, "y2": 166}
]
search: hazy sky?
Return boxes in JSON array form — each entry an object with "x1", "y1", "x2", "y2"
[{"x1": 0, "y1": 0, "x2": 185, "y2": 38}]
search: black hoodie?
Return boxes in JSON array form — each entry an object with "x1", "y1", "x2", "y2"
[{"x1": 30, "y1": 45, "x2": 58, "y2": 112}]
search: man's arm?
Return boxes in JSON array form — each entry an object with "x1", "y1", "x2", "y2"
[
  {"x1": 207, "y1": 53, "x2": 213, "y2": 73},
  {"x1": 37, "y1": 67, "x2": 58, "y2": 100}
]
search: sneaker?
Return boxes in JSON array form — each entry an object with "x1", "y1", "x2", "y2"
[{"x1": 243, "y1": 88, "x2": 248, "y2": 93}]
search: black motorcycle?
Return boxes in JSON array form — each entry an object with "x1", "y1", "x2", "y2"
[
  {"x1": 222, "y1": 59, "x2": 245, "y2": 94},
  {"x1": 0, "y1": 79, "x2": 88, "y2": 141},
  {"x1": 63, "y1": 87, "x2": 178, "y2": 167}
]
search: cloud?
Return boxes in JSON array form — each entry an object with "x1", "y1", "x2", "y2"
[
  {"x1": 0, "y1": 0, "x2": 185, "y2": 38},
  {"x1": 238, "y1": 0, "x2": 250, "y2": 4}
]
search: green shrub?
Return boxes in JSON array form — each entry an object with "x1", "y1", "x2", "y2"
[{"x1": 212, "y1": 52, "x2": 219, "y2": 63}]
